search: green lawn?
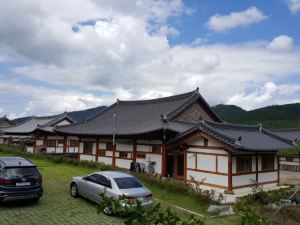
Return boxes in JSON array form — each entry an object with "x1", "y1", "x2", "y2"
[{"x1": 0, "y1": 151, "x2": 240, "y2": 225}]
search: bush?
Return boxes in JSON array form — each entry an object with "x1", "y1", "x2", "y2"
[
  {"x1": 133, "y1": 172, "x2": 216, "y2": 204},
  {"x1": 97, "y1": 190, "x2": 205, "y2": 225},
  {"x1": 236, "y1": 202, "x2": 275, "y2": 225},
  {"x1": 0, "y1": 144, "x2": 114, "y2": 171}
]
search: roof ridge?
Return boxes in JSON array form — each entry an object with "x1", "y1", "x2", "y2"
[
  {"x1": 271, "y1": 128, "x2": 300, "y2": 132},
  {"x1": 85, "y1": 102, "x2": 118, "y2": 122},
  {"x1": 261, "y1": 128, "x2": 295, "y2": 145},
  {"x1": 118, "y1": 90, "x2": 197, "y2": 105},
  {"x1": 204, "y1": 120, "x2": 260, "y2": 131},
  {"x1": 201, "y1": 121, "x2": 237, "y2": 144}
]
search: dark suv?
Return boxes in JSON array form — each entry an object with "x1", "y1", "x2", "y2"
[{"x1": 0, "y1": 157, "x2": 43, "y2": 202}]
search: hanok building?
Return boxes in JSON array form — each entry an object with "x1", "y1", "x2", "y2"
[
  {"x1": 272, "y1": 128, "x2": 300, "y2": 171},
  {"x1": 1, "y1": 113, "x2": 79, "y2": 154},
  {"x1": 55, "y1": 89, "x2": 294, "y2": 195},
  {"x1": 0, "y1": 116, "x2": 15, "y2": 144}
]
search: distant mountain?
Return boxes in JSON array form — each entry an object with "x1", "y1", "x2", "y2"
[
  {"x1": 67, "y1": 106, "x2": 107, "y2": 122},
  {"x1": 212, "y1": 103, "x2": 300, "y2": 129},
  {"x1": 11, "y1": 106, "x2": 107, "y2": 125}
]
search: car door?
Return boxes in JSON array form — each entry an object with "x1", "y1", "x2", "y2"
[
  {"x1": 88, "y1": 175, "x2": 112, "y2": 203},
  {"x1": 78, "y1": 174, "x2": 99, "y2": 201}
]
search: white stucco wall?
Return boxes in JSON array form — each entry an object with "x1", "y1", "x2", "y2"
[
  {"x1": 56, "y1": 120, "x2": 70, "y2": 126},
  {"x1": 80, "y1": 154, "x2": 95, "y2": 161},
  {"x1": 116, "y1": 143, "x2": 133, "y2": 151},
  {"x1": 258, "y1": 171, "x2": 277, "y2": 183},
  {"x1": 197, "y1": 155, "x2": 216, "y2": 171},
  {"x1": 233, "y1": 174, "x2": 256, "y2": 187},
  {"x1": 218, "y1": 156, "x2": 228, "y2": 173},
  {"x1": 98, "y1": 157, "x2": 112, "y2": 165},
  {"x1": 136, "y1": 153, "x2": 162, "y2": 174},
  {"x1": 187, "y1": 170, "x2": 228, "y2": 187},
  {"x1": 116, "y1": 159, "x2": 132, "y2": 169},
  {"x1": 27, "y1": 146, "x2": 34, "y2": 153}
]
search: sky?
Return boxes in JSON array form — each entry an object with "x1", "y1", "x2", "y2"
[{"x1": 0, "y1": 0, "x2": 300, "y2": 119}]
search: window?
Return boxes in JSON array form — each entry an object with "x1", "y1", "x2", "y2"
[
  {"x1": 47, "y1": 140, "x2": 56, "y2": 147},
  {"x1": 286, "y1": 157, "x2": 293, "y2": 162},
  {"x1": 114, "y1": 177, "x2": 143, "y2": 189},
  {"x1": 69, "y1": 140, "x2": 79, "y2": 147},
  {"x1": 57, "y1": 140, "x2": 64, "y2": 145},
  {"x1": 151, "y1": 145, "x2": 161, "y2": 153},
  {"x1": 83, "y1": 142, "x2": 93, "y2": 154},
  {"x1": 262, "y1": 155, "x2": 274, "y2": 171},
  {"x1": 137, "y1": 153, "x2": 146, "y2": 159},
  {"x1": 98, "y1": 150, "x2": 106, "y2": 157},
  {"x1": 106, "y1": 142, "x2": 113, "y2": 150},
  {"x1": 236, "y1": 156, "x2": 252, "y2": 174},
  {"x1": 119, "y1": 152, "x2": 128, "y2": 158}
]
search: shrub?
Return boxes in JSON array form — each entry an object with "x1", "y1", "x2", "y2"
[
  {"x1": 97, "y1": 190, "x2": 205, "y2": 225},
  {"x1": 236, "y1": 202, "x2": 275, "y2": 225}
]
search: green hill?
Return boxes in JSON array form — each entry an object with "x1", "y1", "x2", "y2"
[{"x1": 212, "y1": 103, "x2": 300, "y2": 129}]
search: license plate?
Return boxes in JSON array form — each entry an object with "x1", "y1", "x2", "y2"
[{"x1": 16, "y1": 182, "x2": 30, "y2": 186}]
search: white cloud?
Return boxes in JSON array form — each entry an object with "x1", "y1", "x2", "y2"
[
  {"x1": 0, "y1": 1, "x2": 299, "y2": 117},
  {"x1": 287, "y1": 0, "x2": 300, "y2": 14},
  {"x1": 206, "y1": 7, "x2": 267, "y2": 32},
  {"x1": 227, "y1": 82, "x2": 300, "y2": 110},
  {"x1": 268, "y1": 35, "x2": 294, "y2": 51},
  {"x1": 0, "y1": 107, "x2": 3, "y2": 114}
]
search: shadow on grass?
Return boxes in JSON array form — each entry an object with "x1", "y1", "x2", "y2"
[{"x1": 0, "y1": 199, "x2": 40, "y2": 208}]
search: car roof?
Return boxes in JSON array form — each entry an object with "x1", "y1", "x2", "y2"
[
  {"x1": 0, "y1": 157, "x2": 35, "y2": 167},
  {"x1": 94, "y1": 171, "x2": 134, "y2": 179}
]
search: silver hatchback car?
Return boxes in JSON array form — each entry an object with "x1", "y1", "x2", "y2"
[{"x1": 70, "y1": 171, "x2": 153, "y2": 207}]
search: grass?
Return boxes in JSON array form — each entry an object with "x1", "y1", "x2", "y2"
[{"x1": 0, "y1": 148, "x2": 240, "y2": 225}]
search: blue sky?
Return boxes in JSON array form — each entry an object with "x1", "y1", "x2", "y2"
[{"x1": 0, "y1": 0, "x2": 300, "y2": 118}]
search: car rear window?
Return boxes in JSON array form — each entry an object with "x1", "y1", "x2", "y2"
[
  {"x1": 5, "y1": 167, "x2": 39, "y2": 178},
  {"x1": 114, "y1": 177, "x2": 143, "y2": 189}
]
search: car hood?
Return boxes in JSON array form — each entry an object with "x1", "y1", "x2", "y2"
[{"x1": 121, "y1": 187, "x2": 152, "y2": 197}]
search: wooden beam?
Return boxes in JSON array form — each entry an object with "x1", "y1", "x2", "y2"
[
  {"x1": 96, "y1": 138, "x2": 99, "y2": 162},
  {"x1": 256, "y1": 152, "x2": 258, "y2": 183},
  {"x1": 112, "y1": 143, "x2": 116, "y2": 167},
  {"x1": 228, "y1": 153, "x2": 233, "y2": 191},
  {"x1": 161, "y1": 143, "x2": 167, "y2": 177},
  {"x1": 63, "y1": 136, "x2": 67, "y2": 153},
  {"x1": 133, "y1": 140, "x2": 137, "y2": 163}
]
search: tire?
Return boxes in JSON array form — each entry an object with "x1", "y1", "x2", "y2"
[
  {"x1": 70, "y1": 183, "x2": 79, "y2": 198},
  {"x1": 103, "y1": 206, "x2": 114, "y2": 216}
]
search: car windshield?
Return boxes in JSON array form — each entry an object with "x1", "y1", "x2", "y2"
[
  {"x1": 5, "y1": 167, "x2": 39, "y2": 178},
  {"x1": 114, "y1": 177, "x2": 143, "y2": 189}
]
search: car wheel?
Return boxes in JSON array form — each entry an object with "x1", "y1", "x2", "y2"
[
  {"x1": 70, "y1": 183, "x2": 79, "y2": 198},
  {"x1": 103, "y1": 206, "x2": 114, "y2": 216}
]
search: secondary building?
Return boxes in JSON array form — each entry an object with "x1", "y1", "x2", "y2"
[
  {"x1": 55, "y1": 89, "x2": 294, "y2": 194},
  {"x1": 272, "y1": 128, "x2": 300, "y2": 171},
  {"x1": 1, "y1": 113, "x2": 79, "y2": 155}
]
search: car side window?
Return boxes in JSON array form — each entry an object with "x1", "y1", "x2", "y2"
[
  {"x1": 86, "y1": 174, "x2": 98, "y2": 183},
  {"x1": 97, "y1": 175, "x2": 111, "y2": 188}
]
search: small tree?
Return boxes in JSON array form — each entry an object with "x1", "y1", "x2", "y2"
[{"x1": 277, "y1": 140, "x2": 300, "y2": 157}]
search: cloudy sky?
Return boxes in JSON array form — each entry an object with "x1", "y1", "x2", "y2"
[{"x1": 0, "y1": 0, "x2": 300, "y2": 118}]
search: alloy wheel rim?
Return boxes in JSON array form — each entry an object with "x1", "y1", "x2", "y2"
[{"x1": 71, "y1": 185, "x2": 77, "y2": 196}]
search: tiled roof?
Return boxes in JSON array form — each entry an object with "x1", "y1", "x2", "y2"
[
  {"x1": 2, "y1": 113, "x2": 74, "y2": 134},
  {"x1": 170, "y1": 121, "x2": 294, "y2": 152},
  {"x1": 56, "y1": 89, "x2": 216, "y2": 136},
  {"x1": 270, "y1": 128, "x2": 300, "y2": 142}
]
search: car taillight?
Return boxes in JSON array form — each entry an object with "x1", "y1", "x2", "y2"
[
  {"x1": 37, "y1": 176, "x2": 42, "y2": 185},
  {"x1": 146, "y1": 194, "x2": 152, "y2": 199},
  {"x1": 119, "y1": 195, "x2": 135, "y2": 200},
  {"x1": 0, "y1": 178, "x2": 11, "y2": 185}
]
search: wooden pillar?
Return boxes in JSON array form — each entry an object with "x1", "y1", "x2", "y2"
[
  {"x1": 277, "y1": 155, "x2": 280, "y2": 184},
  {"x1": 63, "y1": 136, "x2": 67, "y2": 153},
  {"x1": 161, "y1": 143, "x2": 168, "y2": 177},
  {"x1": 228, "y1": 153, "x2": 233, "y2": 191},
  {"x1": 133, "y1": 140, "x2": 137, "y2": 163},
  {"x1": 44, "y1": 135, "x2": 47, "y2": 151},
  {"x1": 184, "y1": 148, "x2": 187, "y2": 182},
  {"x1": 95, "y1": 138, "x2": 99, "y2": 162},
  {"x1": 256, "y1": 152, "x2": 259, "y2": 183},
  {"x1": 112, "y1": 143, "x2": 116, "y2": 167}
]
